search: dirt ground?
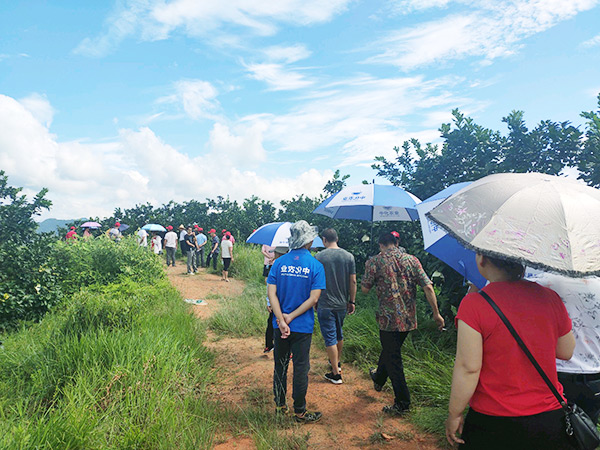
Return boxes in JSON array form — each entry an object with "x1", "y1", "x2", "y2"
[{"x1": 166, "y1": 264, "x2": 444, "y2": 450}]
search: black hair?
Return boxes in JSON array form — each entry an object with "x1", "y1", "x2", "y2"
[
  {"x1": 486, "y1": 255, "x2": 525, "y2": 281},
  {"x1": 378, "y1": 232, "x2": 397, "y2": 247},
  {"x1": 321, "y1": 228, "x2": 338, "y2": 243}
]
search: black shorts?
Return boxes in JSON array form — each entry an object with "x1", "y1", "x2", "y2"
[
  {"x1": 222, "y1": 257, "x2": 231, "y2": 271},
  {"x1": 263, "y1": 264, "x2": 272, "y2": 277}
]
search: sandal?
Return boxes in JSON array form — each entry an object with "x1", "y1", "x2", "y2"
[{"x1": 294, "y1": 411, "x2": 322, "y2": 423}]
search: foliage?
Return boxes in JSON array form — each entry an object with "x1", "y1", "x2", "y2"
[
  {"x1": 578, "y1": 93, "x2": 600, "y2": 187},
  {"x1": 0, "y1": 173, "x2": 60, "y2": 329},
  {"x1": 373, "y1": 108, "x2": 583, "y2": 200}
]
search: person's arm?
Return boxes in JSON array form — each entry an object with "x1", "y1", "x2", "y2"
[
  {"x1": 268, "y1": 284, "x2": 290, "y2": 338},
  {"x1": 230, "y1": 244, "x2": 234, "y2": 261},
  {"x1": 556, "y1": 331, "x2": 575, "y2": 360},
  {"x1": 261, "y1": 246, "x2": 270, "y2": 258},
  {"x1": 423, "y1": 283, "x2": 445, "y2": 330},
  {"x1": 347, "y1": 274, "x2": 357, "y2": 315},
  {"x1": 446, "y1": 320, "x2": 483, "y2": 447},
  {"x1": 282, "y1": 289, "x2": 322, "y2": 324}
]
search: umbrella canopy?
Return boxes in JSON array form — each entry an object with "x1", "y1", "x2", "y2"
[
  {"x1": 246, "y1": 222, "x2": 324, "y2": 248},
  {"x1": 416, "y1": 182, "x2": 487, "y2": 289},
  {"x1": 427, "y1": 172, "x2": 600, "y2": 277},
  {"x1": 313, "y1": 183, "x2": 421, "y2": 222},
  {"x1": 81, "y1": 221, "x2": 102, "y2": 229},
  {"x1": 142, "y1": 223, "x2": 167, "y2": 232},
  {"x1": 118, "y1": 224, "x2": 130, "y2": 232}
]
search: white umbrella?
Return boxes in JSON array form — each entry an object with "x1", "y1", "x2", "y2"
[{"x1": 427, "y1": 172, "x2": 600, "y2": 277}]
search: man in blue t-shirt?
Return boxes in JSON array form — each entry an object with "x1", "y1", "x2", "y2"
[{"x1": 267, "y1": 220, "x2": 325, "y2": 423}]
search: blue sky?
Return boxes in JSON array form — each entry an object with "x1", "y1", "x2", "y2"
[{"x1": 1, "y1": 0, "x2": 599, "y2": 220}]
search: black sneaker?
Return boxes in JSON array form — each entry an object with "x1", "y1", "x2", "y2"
[
  {"x1": 294, "y1": 411, "x2": 322, "y2": 423},
  {"x1": 382, "y1": 404, "x2": 409, "y2": 416},
  {"x1": 369, "y1": 368, "x2": 383, "y2": 392},
  {"x1": 324, "y1": 372, "x2": 343, "y2": 385}
]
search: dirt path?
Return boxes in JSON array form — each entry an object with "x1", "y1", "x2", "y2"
[{"x1": 166, "y1": 265, "x2": 444, "y2": 450}]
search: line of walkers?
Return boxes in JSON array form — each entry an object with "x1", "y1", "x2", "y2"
[{"x1": 266, "y1": 220, "x2": 600, "y2": 450}]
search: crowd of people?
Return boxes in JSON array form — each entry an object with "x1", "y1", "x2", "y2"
[
  {"x1": 66, "y1": 217, "x2": 600, "y2": 448},
  {"x1": 264, "y1": 220, "x2": 600, "y2": 450}
]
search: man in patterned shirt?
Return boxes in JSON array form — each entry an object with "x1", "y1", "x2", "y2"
[{"x1": 361, "y1": 232, "x2": 445, "y2": 416}]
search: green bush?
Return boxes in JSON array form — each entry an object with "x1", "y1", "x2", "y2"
[{"x1": 53, "y1": 236, "x2": 165, "y2": 295}]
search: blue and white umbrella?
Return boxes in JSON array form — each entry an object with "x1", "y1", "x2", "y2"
[
  {"x1": 416, "y1": 182, "x2": 487, "y2": 289},
  {"x1": 313, "y1": 183, "x2": 421, "y2": 222},
  {"x1": 142, "y1": 223, "x2": 167, "y2": 232},
  {"x1": 246, "y1": 222, "x2": 324, "y2": 248}
]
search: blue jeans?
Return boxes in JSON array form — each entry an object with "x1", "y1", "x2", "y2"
[{"x1": 273, "y1": 329, "x2": 312, "y2": 414}]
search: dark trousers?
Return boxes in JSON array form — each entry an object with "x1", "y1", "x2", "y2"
[
  {"x1": 265, "y1": 312, "x2": 274, "y2": 350},
  {"x1": 558, "y1": 371, "x2": 600, "y2": 424},
  {"x1": 166, "y1": 247, "x2": 176, "y2": 266},
  {"x1": 206, "y1": 252, "x2": 218, "y2": 269},
  {"x1": 273, "y1": 329, "x2": 312, "y2": 414},
  {"x1": 373, "y1": 330, "x2": 410, "y2": 408},
  {"x1": 459, "y1": 407, "x2": 573, "y2": 450},
  {"x1": 180, "y1": 243, "x2": 187, "y2": 258}
]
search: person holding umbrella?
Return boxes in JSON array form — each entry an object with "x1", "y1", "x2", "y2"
[{"x1": 445, "y1": 254, "x2": 576, "y2": 449}]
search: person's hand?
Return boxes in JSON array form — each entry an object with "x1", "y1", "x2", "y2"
[
  {"x1": 445, "y1": 413, "x2": 465, "y2": 447},
  {"x1": 434, "y1": 313, "x2": 445, "y2": 331},
  {"x1": 279, "y1": 321, "x2": 291, "y2": 339},
  {"x1": 282, "y1": 313, "x2": 292, "y2": 324},
  {"x1": 347, "y1": 302, "x2": 356, "y2": 315},
  {"x1": 267, "y1": 305, "x2": 273, "y2": 313}
]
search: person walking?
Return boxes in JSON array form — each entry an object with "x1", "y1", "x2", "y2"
[
  {"x1": 151, "y1": 232, "x2": 162, "y2": 255},
  {"x1": 196, "y1": 227, "x2": 207, "y2": 267},
  {"x1": 362, "y1": 232, "x2": 445, "y2": 416},
  {"x1": 108, "y1": 222, "x2": 122, "y2": 242},
  {"x1": 184, "y1": 226, "x2": 197, "y2": 274},
  {"x1": 268, "y1": 220, "x2": 326, "y2": 423},
  {"x1": 164, "y1": 225, "x2": 178, "y2": 267},
  {"x1": 525, "y1": 270, "x2": 600, "y2": 425},
  {"x1": 178, "y1": 225, "x2": 187, "y2": 258},
  {"x1": 220, "y1": 234, "x2": 233, "y2": 281},
  {"x1": 445, "y1": 255, "x2": 575, "y2": 449},
  {"x1": 262, "y1": 244, "x2": 275, "y2": 283},
  {"x1": 137, "y1": 228, "x2": 148, "y2": 247},
  {"x1": 315, "y1": 228, "x2": 357, "y2": 385},
  {"x1": 206, "y1": 229, "x2": 219, "y2": 270}
]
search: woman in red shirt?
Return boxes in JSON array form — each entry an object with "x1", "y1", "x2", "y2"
[{"x1": 445, "y1": 254, "x2": 576, "y2": 449}]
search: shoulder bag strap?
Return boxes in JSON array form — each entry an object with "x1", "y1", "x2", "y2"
[{"x1": 478, "y1": 290, "x2": 568, "y2": 411}]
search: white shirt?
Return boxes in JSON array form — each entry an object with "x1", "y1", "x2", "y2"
[
  {"x1": 137, "y1": 229, "x2": 148, "y2": 246},
  {"x1": 526, "y1": 270, "x2": 600, "y2": 374},
  {"x1": 152, "y1": 235, "x2": 162, "y2": 254},
  {"x1": 164, "y1": 231, "x2": 178, "y2": 248},
  {"x1": 221, "y1": 240, "x2": 233, "y2": 258}
]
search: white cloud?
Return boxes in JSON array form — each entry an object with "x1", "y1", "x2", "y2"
[
  {"x1": 75, "y1": 0, "x2": 351, "y2": 57},
  {"x1": 369, "y1": 0, "x2": 600, "y2": 70},
  {"x1": 157, "y1": 79, "x2": 221, "y2": 121},
  {"x1": 580, "y1": 33, "x2": 600, "y2": 48},
  {"x1": 18, "y1": 93, "x2": 56, "y2": 128},
  {"x1": 263, "y1": 44, "x2": 312, "y2": 63},
  {"x1": 0, "y1": 93, "x2": 330, "y2": 220},
  {"x1": 390, "y1": 0, "x2": 453, "y2": 14},
  {"x1": 244, "y1": 62, "x2": 314, "y2": 91}
]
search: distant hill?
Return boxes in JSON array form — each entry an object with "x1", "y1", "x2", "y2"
[{"x1": 37, "y1": 218, "x2": 86, "y2": 234}]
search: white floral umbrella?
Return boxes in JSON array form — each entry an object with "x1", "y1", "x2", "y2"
[{"x1": 427, "y1": 172, "x2": 600, "y2": 277}]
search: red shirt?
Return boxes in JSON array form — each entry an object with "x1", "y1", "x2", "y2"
[
  {"x1": 456, "y1": 280, "x2": 571, "y2": 416},
  {"x1": 65, "y1": 230, "x2": 78, "y2": 240}
]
